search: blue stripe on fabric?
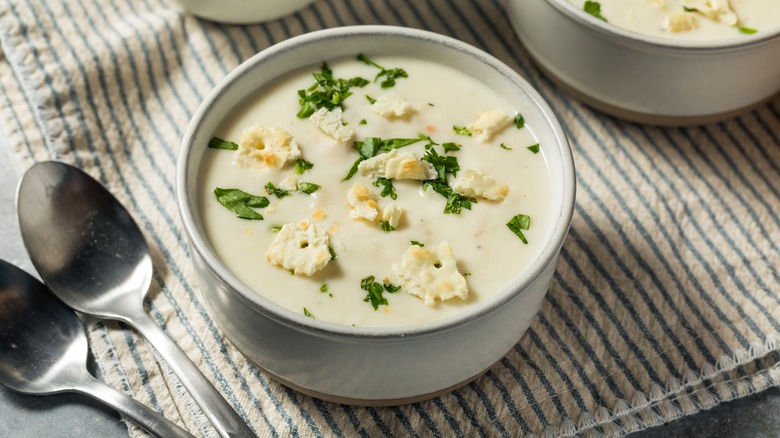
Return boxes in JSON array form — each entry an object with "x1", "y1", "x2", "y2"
[
  {"x1": 513, "y1": 345, "x2": 568, "y2": 423},
  {"x1": 687, "y1": 126, "x2": 780, "y2": 284},
  {"x1": 138, "y1": 0, "x2": 206, "y2": 103},
  {"x1": 534, "y1": 314, "x2": 608, "y2": 408},
  {"x1": 340, "y1": 405, "x2": 370, "y2": 438},
  {"x1": 6, "y1": 1, "x2": 82, "y2": 165},
  {"x1": 559, "y1": 245, "x2": 663, "y2": 386},
  {"x1": 499, "y1": 356, "x2": 549, "y2": 427},
  {"x1": 0, "y1": 75, "x2": 36, "y2": 159},
  {"x1": 410, "y1": 403, "x2": 443, "y2": 438},
  {"x1": 588, "y1": 121, "x2": 743, "y2": 353},
  {"x1": 467, "y1": 380, "x2": 510, "y2": 438},
  {"x1": 366, "y1": 407, "x2": 394, "y2": 437},
  {"x1": 119, "y1": 324, "x2": 166, "y2": 413},
  {"x1": 312, "y1": 398, "x2": 345, "y2": 438},
  {"x1": 390, "y1": 407, "x2": 419, "y2": 438},
  {"x1": 52, "y1": 2, "x2": 284, "y2": 431},
  {"x1": 283, "y1": 387, "x2": 322, "y2": 437},
  {"x1": 545, "y1": 284, "x2": 632, "y2": 397},
  {"x1": 527, "y1": 327, "x2": 590, "y2": 412},
  {"x1": 564, "y1": 133, "x2": 711, "y2": 368},
  {"x1": 431, "y1": 397, "x2": 463, "y2": 436},
  {"x1": 483, "y1": 369, "x2": 531, "y2": 434},
  {"x1": 731, "y1": 118, "x2": 780, "y2": 200},
  {"x1": 750, "y1": 114, "x2": 780, "y2": 175},
  {"x1": 451, "y1": 390, "x2": 489, "y2": 438},
  {"x1": 636, "y1": 127, "x2": 778, "y2": 333}
]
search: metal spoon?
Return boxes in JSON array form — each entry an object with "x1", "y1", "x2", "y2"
[
  {"x1": 17, "y1": 161, "x2": 255, "y2": 438},
  {"x1": 0, "y1": 259, "x2": 194, "y2": 438}
]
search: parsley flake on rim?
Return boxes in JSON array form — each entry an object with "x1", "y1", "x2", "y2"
[
  {"x1": 357, "y1": 53, "x2": 409, "y2": 88},
  {"x1": 514, "y1": 113, "x2": 525, "y2": 129},
  {"x1": 361, "y1": 275, "x2": 401, "y2": 310},
  {"x1": 208, "y1": 136, "x2": 238, "y2": 150},
  {"x1": 584, "y1": 1, "x2": 607, "y2": 22},
  {"x1": 507, "y1": 214, "x2": 532, "y2": 244},
  {"x1": 213, "y1": 188, "x2": 269, "y2": 220},
  {"x1": 303, "y1": 307, "x2": 315, "y2": 318},
  {"x1": 527, "y1": 143, "x2": 540, "y2": 154},
  {"x1": 739, "y1": 26, "x2": 758, "y2": 34}
]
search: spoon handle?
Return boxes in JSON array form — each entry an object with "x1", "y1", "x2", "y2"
[
  {"x1": 130, "y1": 311, "x2": 256, "y2": 438},
  {"x1": 78, "y1": 375, "x2": 195, "y2": 438}
]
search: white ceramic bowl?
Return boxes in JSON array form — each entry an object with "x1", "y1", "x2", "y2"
[
  {"x1": 170, "y1": 0, "x2": 316, "y2": 24},
  {"x1": 507, "y1": 0, "x2": 780, "y2": 125},
  {"x1": 176, "y1": 25, "x2": 575, "y2": 405}
]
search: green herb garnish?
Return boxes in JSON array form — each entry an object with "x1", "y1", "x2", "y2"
[
  {"x1": 739, "y1": 26, "x2": 758, "y2": 34},
  {"x1": 584, "y1": 1, "x2": 607, "y2": 21},
  {"x1": 297, "y1": 62, "x2": 369, "y2": 118},
  {"x1": 380, "y1": 221, "x2": 396, "y2": 232},
  {"x1": 208, "y1": 137, "x2": 238, "y2": 150},
  {"x1": 682, "y1": 6, "x2": 698, "y2": 12},
  {"x1": 453, "y1": 126, "x2": 472, "y2": 136},
  {"x1": 271, "y1": 225, "x2": 282, "y2": 233},
  {"x1": 344, "y1": 136, "x2": 423, "y2": 180},
  {"x1": 507, "y1": 214, "x2": 532, "y2": 244},
  {"x1": 320, "y1": 284, "x2": 329, "y2": 293},
  {"x1": 357, "y1": 54, "x2": 409, "y2": 88},
  {"x1": 359, "y1": 119, "x2": 367, "y2": 125},
  {"x1": 422, "y1": 147, "x2": 460, "y2": 182},
  {"x1": 361, "y1": 275, "x2": 401, "y2": 310},
  {"x1": 328, "y1": 246, "x2": 337, "y2": 259},
  {"x1": 297, "y1": 181, "x2": 321, "y2": 194},
  {"x1": 265, "y1": 182, "x2": 291, "y2": 199},
  {"x1": 514, "y1": 113, "x2": 525, "y2": 129},
  {"x1": 442, "y1": 142, "x2": 461, "y2": 152},
  {"x1": 213, "y1": 188, "x2": 269, "y2": 220},
  {"x1": 373, "y1": 177, "x2": 397, "y2": 200},
  {"x1": 422, "y1": 181, "x2": 476, "y2": 215},
  {"x1": 410, "y1": 241, "x2": 424, "y2": 247},
  {"x1": 527, "y1": 143, "x2": 540, "y2": 154},
  {"x1": 303, "y1": 307, "x2": 315, "y2": 318},
  {"x1": 366, "y1": 95, "x2": 377, "y2": 104},
  {"x1": 500, "y1": 143, "x2": 512, "y2": 150},
  {"x1": 294, "y1": 158, "x2": 314, "y2": 174}
]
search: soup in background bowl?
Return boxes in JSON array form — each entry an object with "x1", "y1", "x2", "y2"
[{"x1": 177, "y1": 25, "x2": 575, "y2": 405}]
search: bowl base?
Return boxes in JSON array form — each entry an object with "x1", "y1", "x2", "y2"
[{"x1": 529, "y1": 53, "x2": 776, "y2": 127}]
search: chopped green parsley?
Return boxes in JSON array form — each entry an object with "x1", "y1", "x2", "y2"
[
  {"x1": 208, "y1": 137, "x2": 238, "y2": 150},
  {"x1": 297, "y1": 181, "x2": 321, "y2": 194},
  {"x1": 500, "y1": 143, "x2": 512, "y2": 150},
  {"x1": 271, "y1": 225, "x2": 282, "y2": 233},
  {"x1": 514, "y1": 113, "x2": 525, "y2": 129},
  {"x1": 453, "y1": 126, "x2": 472, "y2": 136},
  {"x1": 344, "y1": 136, "x2": 423, "y2": 180},
  {"x1": 410, "y1": 241, "x2": 425, "y2": 247},
  {"x1": 380, "y1": 220, "x2": 396, "y2": 232},
  {"x1": 294, "y1": 158, "x2": 314, "y2": 174},
  {"x1": 422, "y1": 147, "x2": 460, "y2": 182},
  {"x1": 297, "y1": 62, "x2": 369, "y2": 118},
  {"x1": 357, "y1": 53, "x2": 409, "y2": 88},
  {"x1": 359, "y1": 119, "x2": 367, "y2": 125},
  {"x1": 265, "y1": 182, "x2": 291, "y2": 199},
  {"x1": 213, "y1": 188, "x2": 269, "y2": 220},
  {"x1": 527, "y1": 143, "x2": 540, "y2": 154},
  {"x1": 422, "y1": 180, "x2": 476, "y2": 215},
  {"x1": 303, "y1": 307, "x2": 315, "y2": 318},
  {"x1": 373, "y1": 177, "x2": 397, "y2": 199},
  {"x1": 507, "y1": 214, "x2": 532, "y2": 244},
  {"x1": 739, "y1": 26, "x2": 758, "y2": 34},
  {"x1": 584, "y1": 1, "x2": 607, "y2": 22},
  {"x1": 365, "y1": 95, "x2": 377, "y2": 104},
  {"x1": 361, "y1": 275, "x2": 401, "y2": 310}
]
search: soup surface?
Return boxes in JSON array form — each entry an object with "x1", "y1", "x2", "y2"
[
  {"x1": 569, "y1": 0, "x2": 779, "y2": 40},
  {"x1": 198, "y1": 55, "x2": 554, "y2": 327}
]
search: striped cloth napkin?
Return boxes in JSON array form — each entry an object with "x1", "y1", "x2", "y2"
[{"x1": 1, "y1": 0, "x2": 778, "y2": 436}]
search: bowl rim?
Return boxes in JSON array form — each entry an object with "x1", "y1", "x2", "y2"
[
  {"x1": 546, "y1": 0, "x2": 780, "y2": 51},
  {"x1": 176, "y1": 24, "x2": 576, "y2": 341}
]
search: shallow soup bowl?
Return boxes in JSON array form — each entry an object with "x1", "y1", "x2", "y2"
[{"x1": 177, "y1": 25, "x2": 576, "y2": 405}]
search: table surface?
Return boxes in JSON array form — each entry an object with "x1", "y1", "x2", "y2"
[{"x1": 1, "y1": 148, "x2": 778, "y2": 437}]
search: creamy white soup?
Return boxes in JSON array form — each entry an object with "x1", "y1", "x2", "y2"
[
  {"x1": 198, "y1": 55, "x2": 554, "y2": 327},
  {"x1": 570, "y1": 0, "x2": 779, "y2": 40}
]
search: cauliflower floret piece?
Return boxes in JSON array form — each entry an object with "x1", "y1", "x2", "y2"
[
  {"x1": 663, "y1": 12, "x2": 700, "y2": 32},
  {"x1": 236, "y1": 125, "x2": 301, "y2": 170},
  {"x1": 358, "y1": 149, "x2": 438, "y2": 180},
  {"x1": 392, "y1": 242, "x2": 468, "y2": 305},
  {"x1": 370, "y1": 92, "x2": 414, "y2": 118},
  {"x1": 681, "y1": 0, "x2": 738, "y2": 26},
  {"x1": 380, "y1": 203, "x2": 403, "y2": 229},
  {"x1": 309, "y1": 107, "x2": 354, "y2": 143},
  {"x1": 347, "y1": 182, "x2": 379, "y2": 221},
  {"x1": 469, "y1": 110, "x2": 512, "y2": 142},
  {"x1": 451, "y1": 168, "x2": 509, "y2": 201},
  {"x1": 265, "y1": 220, "x2": 332, "y2": 276}
]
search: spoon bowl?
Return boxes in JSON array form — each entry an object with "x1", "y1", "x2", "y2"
[
  {"x1": 17, "y1": 161, "x2": 254, "y2": 438},
  {"x1": 0, "y1": 259, "x2": 194, "y2": 438}
]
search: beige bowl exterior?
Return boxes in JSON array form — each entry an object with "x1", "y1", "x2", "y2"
[
  {"x1": 176, "y1": 26, "x2": 575, "y2": 405},
  {"x1": 508, "y1": 0, "x2": 780, "y2": 126},
  {"x1": 169, "y1": 0, "x2": 315, "y2": 24}
]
